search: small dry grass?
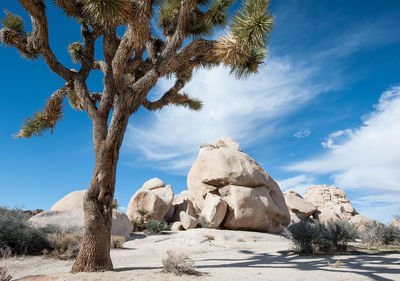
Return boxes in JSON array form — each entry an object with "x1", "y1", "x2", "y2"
[
  {"x1": 162, "y1": 251, "x2": 199, "y2": 276},
  {"x1": 237, "y1": 238, "x2": 245, "y2": 242},
  {"x1": 111, "y1": 235, "x2": 125, "y2": 249},
  {"x1": 327, "y1": 259, "x2": 343, "y2": 268},
  {"x1": 45, "y1": 233, "x2": 81, "y2": 260},
  {"x1": 203, "y1": 234, "x2": 215, "y2": 241}
]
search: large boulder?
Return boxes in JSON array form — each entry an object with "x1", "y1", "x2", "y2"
[
  {"x1": 50, "y1": 190, "x2": 86, "y2": 211},
  {"x1": 28, "y1": 209, "x2": 133, "y2": 239},
  {"x1": 127, "y1": 178, "x2": 174, "y2": 221},
  {"x1": 180, "y1": 211, "x2": 197, "y2": 230},
  {"x1": 200, "y1": 193, "x2": 227, "y2": 228},
  {"x1": 304, "y1": 185, "x2": 356, "y2": 221},
  {"x1": 187, "y1": 138, "x2": 290, "y2": 233},
  {"x1": 283, "y1": 190, "x2": 317, "y2": 222}
]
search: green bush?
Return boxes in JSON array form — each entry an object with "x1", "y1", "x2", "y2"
[
  {"x1": 0, "y1": 207, "x2": 49, "y2": 255},
  {"x1": 325, "y1": 220, "x2": 358, "y2": 250},
  {"x1": 286, "y1": 219, "x2": 358, "y2": 254},
  {"x1": 144, "y1": 219, "x2": 169, "y2": 234},
  {"x1": 361, "y1": 222, "x2": 400, "y2": 245}
]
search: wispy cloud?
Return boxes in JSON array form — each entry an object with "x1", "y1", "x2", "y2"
[
  {"x1": 286, "y1": 86, "x2": 400, "y2": 222},
  {"x1": 293, "y1": 128, "x2": 312, "y2": 139},
  {"x1": 124, "y1": 56, "x2": 332, "y2": 173},
  {"x1": 277, "y1": 174, "x2": 316, "y2": 196}
]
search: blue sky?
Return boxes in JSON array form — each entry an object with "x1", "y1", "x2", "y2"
[{"x1": 1, "y1": 0, "x2": 399, "y2": 223}]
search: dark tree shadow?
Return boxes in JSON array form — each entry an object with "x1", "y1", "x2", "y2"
[{"x1": 195, "y1": 250, "x2": 400, "y2": 281}]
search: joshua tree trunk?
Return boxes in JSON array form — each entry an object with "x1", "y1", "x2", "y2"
[{"x1": 71, "y1": 110, "x2": 129, "y2": 272}]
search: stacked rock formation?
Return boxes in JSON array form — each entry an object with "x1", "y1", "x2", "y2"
[
  {"x1": 304, "y1": 185, "x2": 356, "y2": 222},
  {"x1": 185, "y1": 137, "x2": 290, "y2": 233},
  {"x1": 29, "y1": 190, "x2": 133, "y2": 239},
  {"x1": 127, "y1": 178, "x2": 174, "y2": 222}
]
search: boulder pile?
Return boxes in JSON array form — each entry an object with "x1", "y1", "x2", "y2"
[{"x1": 167, "y1": 137, "x2": 291, "y2": 233}]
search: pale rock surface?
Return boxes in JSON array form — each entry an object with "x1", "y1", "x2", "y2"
[
  {"x1": 28, "y1": 209, "x2": 133, "y2": 239},
  {"x1": 126, "y1": 178, "x2": 173, "y2": 221},
  {"x1": 187, "y1": 138, "x2": 290, "y2": 233},
  {"x1": 350, "y1": 214, "x2": 375, "y2": 231},
  {"x1": 220, "y1": 184, "x2": 290, "y2": 233},
  {"x1": 50, "y1": 190, "x2": 86, "y2": 211},
  {"x1": 200, "y1": 193, "x2": 227, "y2": 228},
  {"x1": 304, "y1": 185, "x2": 356, "y2": 221},
  {"x1": 170, "y1": 221, "x2": 184, "y2": 231},
  {"x1": 283, "y1": 190, "x2": 317, "y2": 222},
  {"x1": 180, "y1": 211, "x2": 197, "y2": 230},
  {"x1": 166, "y1": 190, "x2": 197, "y2": 223},
  {"x1": 390, "y1": 218, "x2": 400, "y2": 229}
]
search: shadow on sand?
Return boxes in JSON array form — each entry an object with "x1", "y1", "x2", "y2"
[{"x1": 193, "y1": 250, "x2": 400, "y2": 281}]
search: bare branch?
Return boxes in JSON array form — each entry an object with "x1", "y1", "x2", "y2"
[{"x1": 142, "y1": 79, "x2": 185, "y2": 110}]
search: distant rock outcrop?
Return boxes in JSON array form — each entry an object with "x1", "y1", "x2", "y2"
[
  {"x1": 304, "y1": 185, "x2": 356, "y2": 222},
  {"x1": 187, "y1": 137, "x2": 290, "y2": 233},
  {"x1": 391, "y1": 219, "x2": 400, "y2": 229},
  {"x1": 283, "y1": 190, "x2": 317, "y2": 223},
  {"x1": 126, "y1": 178, "x2": 174, "y2": 222}
]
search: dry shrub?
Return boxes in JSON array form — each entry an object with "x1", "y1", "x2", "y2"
[
  {"x1": 46, "y1": 233, "x2": 81, "y2": 260},
  {"x1": 111, "y1": 235, "x2": 125, "y2": 249},
  {"x1": 203, "y1": 234, "x2": 215, "y2": 241},
  {"x1": 237, "y1": 238, "x2": 245, "y2": 242},
  {"x1": 162, "y1": 251, "x2": 199, "y2": 276}
]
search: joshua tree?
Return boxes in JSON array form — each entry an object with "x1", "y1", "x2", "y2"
[{"x1": 1, "y1": 0, "x2": 274, "y2": 272}]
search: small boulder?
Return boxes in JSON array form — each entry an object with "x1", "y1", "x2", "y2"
[
  {"x1": 171, "y1": 221, "x2": 184, "y2": 231},
  {"x1": 200, "y1": 193, "x2": 227, "y2": 228},
  {"x1": 283, "y1": 190, "x2": 317, "y2": 220},
  {"x1": 180, "y1": 211, "x2": 197, "y2": 230},
  {"x1": 127, "y1": 178, "x2": 174, "y2": 221}
]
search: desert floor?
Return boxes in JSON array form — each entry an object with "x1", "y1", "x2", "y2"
[{"x1": 4, "y1": 229, "x2": 400, "y2": 281}]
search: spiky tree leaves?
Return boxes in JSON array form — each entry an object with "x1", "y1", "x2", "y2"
[
  {"x1": 68, "y1": 42, "x2": 85, "y2": 63},
  {"x1": 207, "y1": 0, "x2": 235, "y2": 26},
  {"x1": 16, "y1": 96, "x2": 64, "y2": 138},
  {"x1": 173, "y1": 93, "x2": 203, "y2": 111},
  {"x1": 1, "y1": 10, "x2": 25, "y2": 36},
  {"x1": 231, "y1": 0, "x2": 274, "y2": 47}
]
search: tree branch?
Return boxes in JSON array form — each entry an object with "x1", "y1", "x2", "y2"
[
  {"x1": 18, "y1": 0, "x2": 73, "y2": 81},
  {"x1": 142, "y1": 79, "x2": 185, "y2": 110}
]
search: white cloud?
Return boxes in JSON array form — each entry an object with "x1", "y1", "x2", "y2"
[
  {"x1": 124, "y1": 56, "x2": 332, "y2": 172},
  {"x1": 293, "y1": 128, "x2": 312, "y2": 138},
  {"x1": 277, "y1": 174, "x2": 316, "y2": 196},
  {"x1": 288, "y1": 86, "x2": 400, "y2": 192},
  {"x1": 287, "y1": 86, "x2": 400, "y2": 222}
]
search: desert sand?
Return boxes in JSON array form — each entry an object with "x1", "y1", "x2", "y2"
[{"x1": 4, "y1": 229, "x2": 400, "y2": 281}]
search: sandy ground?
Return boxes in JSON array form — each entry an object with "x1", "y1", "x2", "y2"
[{"x1": 3, "y1": 229, "x2": 400, "y2": 281}]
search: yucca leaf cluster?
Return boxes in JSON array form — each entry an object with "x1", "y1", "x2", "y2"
[{"x1": 1, "y1": 10, "x2": 25, "y2": 36}]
